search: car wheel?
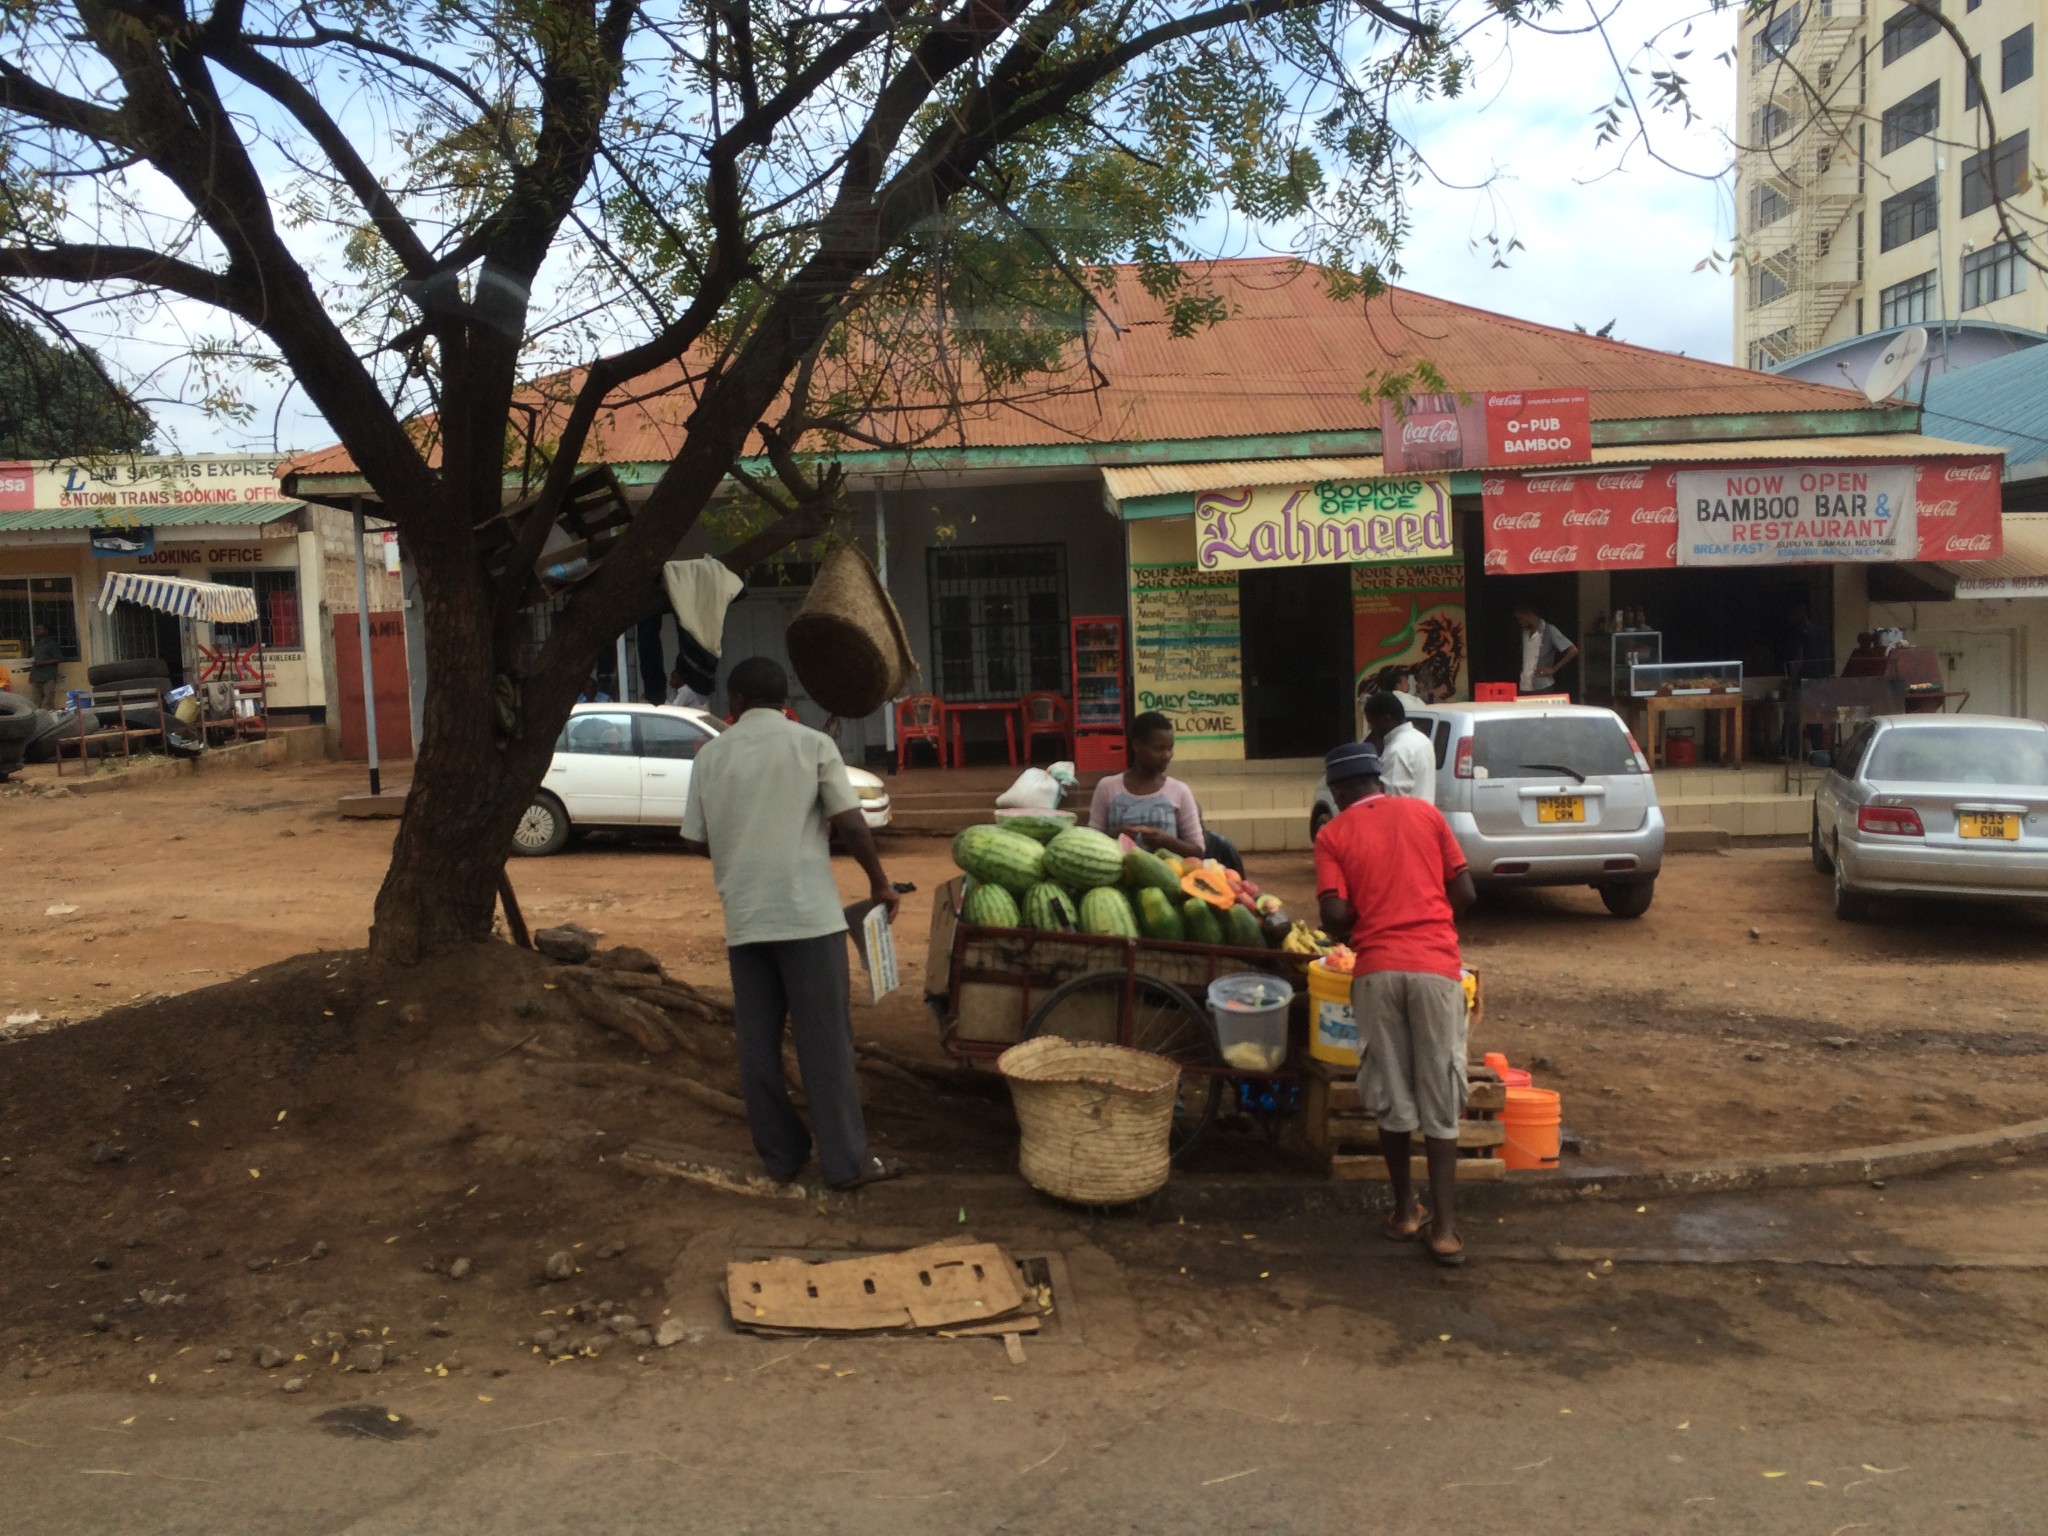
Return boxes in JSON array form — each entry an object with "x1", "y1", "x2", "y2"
[
  {"x1": 1832, "y1": 850, "x2": 1871, "y2": 922},
  {"x1": 1597, "y1": 880, "x2": 1655, "y2": 919},
  {"x1": 1810, "y1": 807, "x2": 1834, "y2": 874},
  {"x1": 511, "y1": 793, "x2": 570, "y2": 857}
]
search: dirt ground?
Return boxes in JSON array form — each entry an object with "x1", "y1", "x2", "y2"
[{"x1": 5, "y1": 758, "x2": 2046, "y2": 1167}]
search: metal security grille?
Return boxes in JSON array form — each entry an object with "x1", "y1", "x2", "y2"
[
  {"x1": 928, "y1": 544, "x2": 1068, "y2": 702},
  {"x1": 0, "y1": 576, "x2": 79, "y2": 659},
  {"x1": 207, "y1": 569, "x2": 303, "y2": 649}
]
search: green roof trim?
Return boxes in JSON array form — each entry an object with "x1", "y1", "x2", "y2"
[
  {"x1": 286, "y1": 406, "x2": 1923, "y2": 501},
  {"x1": 0, "y1": 499, "x2": 304, "y2": 532}
]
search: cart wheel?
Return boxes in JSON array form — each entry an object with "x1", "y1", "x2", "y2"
[{"x1": 1023, "y1": 971, "x2": 1223, "y2": 1163}]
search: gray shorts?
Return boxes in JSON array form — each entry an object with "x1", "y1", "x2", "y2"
[{"x1": 1352, "y1": 971, "x2": 1467, "y2": 1142}]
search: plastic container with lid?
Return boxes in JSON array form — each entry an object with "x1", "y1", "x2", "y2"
[{"x1": 1206, "y1": 973, "x2": 1293, "y2": 1074}]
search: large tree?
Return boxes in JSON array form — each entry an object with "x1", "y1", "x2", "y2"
[
  {"x1": 0, "y1": 0, "x2": 1555, "y2": 961},
  {"x1": 0, "y1": 315, "x2": 153, "y2": 457}
]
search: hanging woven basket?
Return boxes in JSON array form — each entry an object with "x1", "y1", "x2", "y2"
[
  {"x1": 996, "y1": 1036, "x2": 1181, "y2": 1205},
  {"x1": 785, "y1": 543, "x2": 916, "y2": 717}
]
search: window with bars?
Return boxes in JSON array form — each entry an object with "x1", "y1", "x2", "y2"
[
  {"x1": 1961, "y1": 237, "x2": 2029, "y2": 309},
  {"x1": 208, "y1": 569, "x2": 303, "y2": 650},
  {"x1": 1879, "y1": 176, "x2": 1937, "y2": 249},
  {"x1": 1879, "y1": 269, "x2": 1937, "y2": 325},
  {"x1": 1880, "y1": 81, "x2": 1939, "y2": 152},
  {"x1": 1960, "y1": 132, "x2": 2029, "y2": 216},
  {"x1": 927, "y1": 544, "x2": 1069, "y2": 702},
  {"x1": 0, "y1": 576, "x2": 79, "y2": 661},
  {"x1": 1881, "y1": 1, "x2": 1940, "y2": 65}
]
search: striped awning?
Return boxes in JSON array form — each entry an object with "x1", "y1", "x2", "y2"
[{"x1": 96, "y1": 571, "x2": 259, "y2": 624}]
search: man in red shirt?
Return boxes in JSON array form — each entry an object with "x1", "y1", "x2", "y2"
[{"x1": 1314, "y1": 741, "x2": 1477, "y2": 1264}]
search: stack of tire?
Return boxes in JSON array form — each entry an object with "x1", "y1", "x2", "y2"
[
  {"x1": 0, "y1": 689, "x2": 35, "y2": 779},
  {"x1": 12, "y1": 658, "x2": 176, "y2": 766}
]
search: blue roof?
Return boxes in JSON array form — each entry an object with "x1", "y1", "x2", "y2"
[{"x1": 1921, "y1": 348, "x2": 2048, "y2": 484}]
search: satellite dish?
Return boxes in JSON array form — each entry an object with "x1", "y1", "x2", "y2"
[{"x1": 1862, "y1": 326, "x2": 1928, "y2": 403}]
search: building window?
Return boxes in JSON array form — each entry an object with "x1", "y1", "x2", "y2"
[
  {"x1": 1856, "y1": 211, "x2": 1866, "y2": 277},
  {"x1": 1748, "y1": 326, "x2": 1799, "y2": 369},
  {"x1": 1752, "y1": 181, "x2": 1791, "y2": 228},
  {"x1": 1817, "y1": 228, "x2": 1833, "y2": 258},
  {"x1": 1960, "y1": 132, "x2": 2029, "y2": 216},
  {"x1": 1961, "y1": 237, "x2": 2029, "y2": 308},
  {"x1": 208, "y1": 569, "x2": 303, "y2": 651},
  {"x1": 1749, "y1": 250, "x2": 1793, "y2": 308},
  {"x1": 1754, "y1": 102, "x2": 1794, "y2": 144},
  {"x1": 1881, "y1": 1, "x2": 1941, "y2": 65},
  {"x1": 1752, "y1": 3, "x2": 1803, "y2": 70},
  {"x1": 1880, "y1": 81, "x2": 1939, "y2": 152},
  {"x1": 0, "y1": 576, "x2": 79, "y2": 662},
  {"x1": 928, "y1": 544, "x2": 1069, "y2": 703},
  {"x1": 1966, "y1": 53, "x2": 1982, "y2": 109},
  {"x1": 1879, "y1": 269, "x2": 1937, "y2": 325},
  {"x1": 2002, "y1": 25, "x2": 2033, "y2": 90},
  {"x1": 1879, "y1": 176, "x2": 1938, "y2": 249}
]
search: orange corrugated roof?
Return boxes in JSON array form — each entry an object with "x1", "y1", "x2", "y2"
[{"x1": 287, "y1": 258, "x2": 1877, "y2": 480}]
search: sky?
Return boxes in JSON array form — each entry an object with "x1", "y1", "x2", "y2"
[{"x1": 136, "y1": 0, "x2": 1741, "y2": 456}]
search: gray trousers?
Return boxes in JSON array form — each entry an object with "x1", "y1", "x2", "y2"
[{"x1": 726, "y1": 933, "x2": 867, "y2": 1185}]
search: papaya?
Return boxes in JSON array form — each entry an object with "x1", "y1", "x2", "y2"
[
  {"x1": 1135, "y1": 887, "x2": 1185, "y2": 943},
  {"x1": 1180, "y1": 897, "x2": 1224, "y2": 946},
  {"x1": 1180, "y1": 867, "x2": 1236, "y2": 910},
  {"x1": 1220, "y1": 902, "x2": 1264, "y2": 950},
  {"x1": 1123, "y1": 846, "x2": 1183, "y2": 900}
]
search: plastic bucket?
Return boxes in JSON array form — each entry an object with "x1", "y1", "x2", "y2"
[
  {"x1": 1306, "y1": 960, "x2": 1358, "y2": 1067},
  {"x1": 1500, "y1": 1086, "x2": 1562, "y2": 1171},
  {"x1": 1207, "y1": 973, "x2": 1293, "y2": 1074},
  {"x1": 1482, "y1": 1050, "x2": 1534, "y2": 1089}
]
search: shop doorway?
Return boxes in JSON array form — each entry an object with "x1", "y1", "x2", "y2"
[
  {"x1": 1240, "y1": 566, "x2": 1353, "y2": 758},
  {"x1": 1915, "y1": 629, "x2": 2017, "y2": 715},
  {"x1": 1474, "y1": 573, "x2": 1578, "y2": 695},
  {"x1": 107, "y1": 598, "x2": 187, "y2": 685}
]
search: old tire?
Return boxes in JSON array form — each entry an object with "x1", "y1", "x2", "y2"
[
  {"x1": 1810, "y1": 807, "x2": 1834, "y2": 874},
  {"x1": 0, "y1": 691, "x2": 36, "y2": 741},
  {"x1": 1597, "y1": 879, "x2": 1655, "y2": 919},
  {"x1": 512, "y1": 793, "x2": 571, "y2": 857},
  {"x1": 86, "y1": 658, "x2": 171, "y2": 687}
]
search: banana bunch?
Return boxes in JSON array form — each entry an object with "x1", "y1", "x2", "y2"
[{"x1": 1280, "y1": 921, "x2": 1332, "y2": 956}]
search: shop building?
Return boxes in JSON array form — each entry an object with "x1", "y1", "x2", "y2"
[
  {"x1": 0, "y1": 454, "x2": 402, "y2": 725},
  {"x1": 286, "y1": 260, "x2": 2023, "y2": 844}
]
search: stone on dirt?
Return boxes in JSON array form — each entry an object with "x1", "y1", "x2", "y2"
[
  {"x1": 596, "y1": 1239, "x2": 626, "y2": 1260},
  {"x1": 654, "y1": 1318, "x2": 690, "y2": 1348},
  {"x1": 544, "y1": 1251, "x2": 576, "y2": 1282},
  {"x1": 345, "y1": 1342, "x2": 386, "y2": 1373},
  {"x1": 448, "y1": 1256, "x2": 472, "y2": 1280},
  {"x1": 592, "y1": 946, "x2": 663, "y2": 975},
  {"x1": 282, "y1": 1377, "x2": 306, "y2": 1394},
  {"x1": 535, "y1": 924, "x2": 600, "y2": 965},
  {"x1": 255, "y1": 1345, "x2": 287, "y2": 1369}
]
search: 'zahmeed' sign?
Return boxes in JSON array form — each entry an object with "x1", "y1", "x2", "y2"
[
  {"x1": 1195, "y1": 478, "x2": 1452, "y2": 572},
  {"x1": 1675, "y1": 465, "x2": 1917, "y2": 566}
]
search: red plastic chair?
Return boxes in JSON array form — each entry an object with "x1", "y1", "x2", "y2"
[
  {"x1": 1018, "y1": 691, "x2": 1073, "y2": 760},
  {"x1": 895, "y1": 694, "x2": 948, "y2": 770}
]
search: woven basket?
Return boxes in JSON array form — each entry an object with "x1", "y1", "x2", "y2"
[
  {"x1": 786, "y1": 543, "x2": 916, "y2": 717},
  {"x1": 996, "y1": 1037, "x2": 1181, "y2": 1205}
]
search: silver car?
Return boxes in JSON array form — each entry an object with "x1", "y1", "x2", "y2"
[
  {"x1": 1810, "y1": 714, "x2": 2048, "y2": 921},
  {"x1": 1312, "y1": 702, "x2": 1665, "y2": 917}
]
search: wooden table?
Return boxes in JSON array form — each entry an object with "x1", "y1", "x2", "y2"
[
  {"x1": 948, "y1": 700, "x2": 1019, "y2": 766},
  {"x1": 1642, "y1": 691, "x2": 1744, "y2": 768}
]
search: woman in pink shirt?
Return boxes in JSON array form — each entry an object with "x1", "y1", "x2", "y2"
[{"x1": 1087, "y1": 713, "x2": 1205, "y2": 859}]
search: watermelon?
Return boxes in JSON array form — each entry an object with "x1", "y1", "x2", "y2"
[
  {"x1": 1135, "y1": 887, "x2": 1185, "y2": 943},
  {"x1": 1043, "y1": 827, "x2": 1125, "y2": 890},
  {"x1": 1122, "y1": 846, "x2": 1183, "y2": 899},
  {"x1": 995, "y1": 811, "x2": 1076, "y2": 843},
  {"x1": 1220, "y1": 902, "x2": 1264, "y2": 950},
  {"x1": 961, "y1": 882, "x2": 1020, "y2": 929},
  {"x1": 1078, "y1": 886, "x2": 1138, "y2": 938},
  {"x1": 1180, "y1": 898, "x2": 1223, "y2": 946},
  {"x1": 1020, "y1": 882, "x2": 1079, "y2": 931},
  {"x1": 953, "y1": 825, "x2": 1048, "y2": 894}
]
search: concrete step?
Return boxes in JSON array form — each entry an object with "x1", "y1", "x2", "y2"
[
  {"x1": 1206, "y1": 808, "x2": 1316, "y2": 854},
  {"x1": 1659, "y1": 792, "x2": 1811, "y2": 838}
]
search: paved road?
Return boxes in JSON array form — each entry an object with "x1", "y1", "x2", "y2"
[{"x1": 7, "y1": 1162, "x2": 2046, "y2": 1535}]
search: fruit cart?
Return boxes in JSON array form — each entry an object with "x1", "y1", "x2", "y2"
[{"x1": 926, "y1": 873, "x2": 1309, "y2": 1161}]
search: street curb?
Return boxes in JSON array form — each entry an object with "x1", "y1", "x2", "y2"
[
  {"x1": 20, "y1": 727, "x2": 326, "y2": 797},
  {"x1": 846, "y1": 1119, "x2": 2048, "y2": 1222}
]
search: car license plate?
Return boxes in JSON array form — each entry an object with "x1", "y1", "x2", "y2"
[
  {"x1": 1536, "y1": 796, "x2": 1585, "y2": 824},
  {"x1": 1958, "y1": 812, "x2": 2019, "y2": 840}
]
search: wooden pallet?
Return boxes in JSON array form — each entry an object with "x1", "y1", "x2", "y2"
[
  {"x1": 1297, "y1": 1059, "x2": 1507, "y2": 1175},
  {"x1": 1331, "y1": 1155, "x2": 1507, "y2": 1182}
]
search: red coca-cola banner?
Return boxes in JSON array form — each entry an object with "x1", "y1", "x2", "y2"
[
  {"x1": 1382, "y1": 388, "x2": 1593, "y2": 475},
  {"x1": 1480, "y1": 468, "x2": 1680, "y2": 574},
  {"x1": 1482, "y1": 457, "x2": 2004, "y2": 574}
]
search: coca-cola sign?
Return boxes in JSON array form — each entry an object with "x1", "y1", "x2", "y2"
[
  {"x1": 1595, "y1": 473, "x2": 1646, "y2": 490},
  {"x1": 1482, "y1": 467, "x2": 1679, "y2": 573},
  {"x1": 1919, "y1": 498, "x2": 1961, "y2": 520},
  {"x1": 1524, "y1": 477, "x2": 1577, "y2": 494},
  {"x1": 1381, "y1": 386, "x2": 1592, "y2": 473},
  {"x1": 1630, "y1": 506, "x2": 1678, "y2": 525},
  {"x1": 1597, "y1": 543, "x2": 1648, "y2": 562},
  {"x1": 1489, "y1": 510, "x2": 1544, "y2": 532},
  {"x1": 1945, "y1": 533, "x2": 1994, "y2": 554},
  {"x1": 1401, "y1": 416, "x2": 1460, "y2": 448},
  {"x1": 1562, "y1": 508, "x2": 1611, "y2": 527},
  {"x1": 1526, "y1": 544, "x2": 1579, "y2": 565},
  {"x1": 1942, "y1": 463, "x2": 1995, "y2": 482}
]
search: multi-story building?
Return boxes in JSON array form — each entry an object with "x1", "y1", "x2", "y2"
[{"x1": 1734, "y1": 0, "x2": 2045, "y2": 371}]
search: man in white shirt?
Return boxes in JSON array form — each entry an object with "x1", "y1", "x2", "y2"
[
  {"x1": 1514, "y1": 606, "x2": 1578, "y2": 697},
  {"x1": 1365, "y1": 692, "x2": 1436, "y2": 803},
  {"x1": 679, "y1": 657, "x2": 904, "y2": 1190}
]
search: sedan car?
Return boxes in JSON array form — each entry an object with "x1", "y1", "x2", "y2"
[
  {"x1": 1810, "y1": 714, "x2": 2048, "y2": 920},
  {"x1": 513, "y1": 702, "x2": 891, "y2": 856},
  {"x1": 1311, "y1": 701, "x2": 1664, "y2": 917}
]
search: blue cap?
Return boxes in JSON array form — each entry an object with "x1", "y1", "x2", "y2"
[{"x1": 1324, "y1": 741, "x2": 1382, "y2": 781}]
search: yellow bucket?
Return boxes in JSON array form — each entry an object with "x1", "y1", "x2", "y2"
[{"x1": 1307, "y1": 959, "x2": 1359, "y2": 1067}]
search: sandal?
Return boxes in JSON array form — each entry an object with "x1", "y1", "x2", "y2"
[
  {"x1": 1426, "y1": 1232, "x2": 1466, "y2": 1267},
  {"x1": 828, "y1": 1155, "x2": 909, "y2": 1191},
  {"x1": 1381, "y1": 1201, "x2": 1430, "y2": 1242}
]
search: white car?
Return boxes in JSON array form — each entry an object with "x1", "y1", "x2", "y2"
[{"x1": 512, "y1": 702, "x2": 892, "y2": 856}]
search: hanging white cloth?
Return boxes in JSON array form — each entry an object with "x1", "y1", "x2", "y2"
[{"x1": 661, "y1": 558, "x2": 744, "y2": 656}]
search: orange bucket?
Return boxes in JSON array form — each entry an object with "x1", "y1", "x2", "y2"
[
  {"x1": 1500, "y1": 1086, "x2": 1562, "y2": 1171},
  {"x1": 1482, "y1": 1050, "x2": 1533, "y2": 1089}
]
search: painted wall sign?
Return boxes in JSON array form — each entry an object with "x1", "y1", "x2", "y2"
[
  {"x1": 1380, "y1": 388, "x2": 1591, "y2": 473},
  {"x1": 1351, "y1": 563, "x2": 1468, "y2": 714},
  {"x1": 1129, "y1": 562, "x2": 1243, "y2": 754},
  {"x1": 1195, "y1": 478, "x2": 1452, "y2": 572},
  {"x1": 0, "y1": 453, "x2": 292, "y2": 518},
  {"x1": 1675, "y1": 465, "x2": 1917, "y2": 566},
  {"x1": 1481, "y1": 469, "x2": 1680, "y2": 574}
]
